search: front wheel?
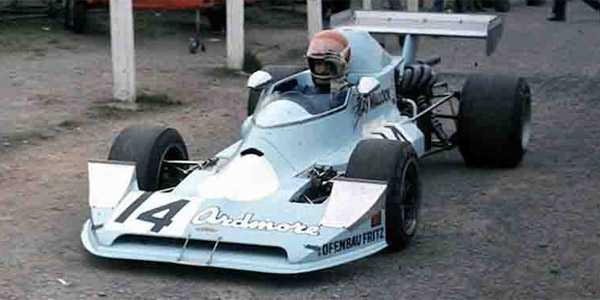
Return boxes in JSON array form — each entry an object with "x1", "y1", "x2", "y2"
[
  {"x1": 458, "y1": 74, "x2": 532, "y2": 168},
  {"x1": 108, "y1": 125, "x2": 189, "y2": 191},
  {"x1": 346, "y1": 139, "x2": 421, "y2": 251}
]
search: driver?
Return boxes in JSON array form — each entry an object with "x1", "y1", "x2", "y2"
[{"x1": 306, "y1": 29, "x2": 351, "y2": 95}]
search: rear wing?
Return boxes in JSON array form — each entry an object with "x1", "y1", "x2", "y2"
[{"x1": 331, "y1": 10, "x2": 503, "y2": 55}]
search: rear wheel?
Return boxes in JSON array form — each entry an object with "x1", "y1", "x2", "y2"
[
  {"x1": 458, "y1": 74, "x2": 532, "y2": 167},
  {"x1": 346, "y1": 139, "x2": 421, "y2": 251},
  {"x1": 108, "y1": 125, "x2": 189, "y2": 191},
  {"x1": 395, "y1": 63, "x2": 438, "y2": 150}
]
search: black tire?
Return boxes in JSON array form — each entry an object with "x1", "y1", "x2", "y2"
[
  {"x1": 346, "y1": 139, "x2": 421, "y2": 251},
  {"x1": 72, "y1": 0, "x2": 87, "y2": 33},
  {"x1": 458, "y1": 74, "x2": 532, "y2": 168},
  {"x1": 396, "y1": 63, "x2": 437, "y2": 150},
  {"x1": 206, "y1": 8, "x2": 226, "y2": 31},
  {"x1": 495, "y1": 0, "x2": 510, "y2": 12},
  {"x1": 108, "y1": 125, "x2": 189, "y2": 191},
  {"x1": 526, "y1": 0, "x2": 545, "y2": 6},
  {"x1": 247, "y1": 65, "x2": 306, "y2": 116}
]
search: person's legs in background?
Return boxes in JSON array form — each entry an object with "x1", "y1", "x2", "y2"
[
  {"x1": 388, "y1": 0, "x2": 403, "y2": 10},
  {"x1": 454, "y1": 0, "x2": 464, "y2": 12},
  {"x1": 432, "y1": 0, "x2": 445, "y2": 11},
  {"x1": 548, "y1": 0, "x2": 566, "y2": 21}
]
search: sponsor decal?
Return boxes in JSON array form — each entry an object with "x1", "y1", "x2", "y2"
[
  {"x1": 113, "y1": 193, "x2": 190, "y2": 233},
  {"x1": 192, "y1": 206, "x2": 320, "y2": 236},
  {"x1": 354, "y1": 88, "x2": 393, "y2": 124},
  {"x1": 317, "y1": 227, "x2": 384, "y2": 256}
]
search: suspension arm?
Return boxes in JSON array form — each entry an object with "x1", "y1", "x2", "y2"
[{"x1": 402, "y1": 92, "x2": 458, "y2": 124}]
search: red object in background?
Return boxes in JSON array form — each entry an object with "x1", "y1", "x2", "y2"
[
  {"x1": 64, "y1": 0, "x2": 257, "y2": 33},
  {"x1": 84, "y1": 0, "x2": 256, "y2": 11}
]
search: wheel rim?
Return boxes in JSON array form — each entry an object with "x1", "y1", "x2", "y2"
[
  {"x1": 397, "y1": 161, "x2": 419, "y2": 236},
  {"x1": 158, "y1": 145, "x2": 187, "y2": 190},
  {"x1": 520, "y1": 84, "x2": 532, "y2": 150}
]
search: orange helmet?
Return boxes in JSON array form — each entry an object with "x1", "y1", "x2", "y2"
[{"x1": 306, "y1": 30, "x2": 351, "y2": 85}]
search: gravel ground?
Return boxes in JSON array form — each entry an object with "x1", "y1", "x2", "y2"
[{"x1": 0, "y1": 1, "x2": 599, "y2": 299}]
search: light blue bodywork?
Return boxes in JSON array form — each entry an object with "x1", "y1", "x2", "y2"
[{"x1": 82, "y1": 29, "x2": 426, "y2": 274}]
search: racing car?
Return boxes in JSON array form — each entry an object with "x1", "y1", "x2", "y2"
[{"x1": 82, "y1": 11, "x2": 531, "y2": 274}]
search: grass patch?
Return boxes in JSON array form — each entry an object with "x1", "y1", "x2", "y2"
[
  {"x1": 89, "y1": 100, "x2": 139, "y2": 119},
  {"x1": 89, "y1": 92, "x2": 182, "y2": 119},
  {"x1": 211, "y1": 51, "x2": 263, "y2": 76},
  {"x1": 0, "y1": 126, "x2": 61, "y2": 151},
  {"x1": 243, "y1": 51, "x2": 263, "y2": 73},
  {"x1": 31, "y1": 93, "x2": 62, "y2": 106},
  {"x1": 136, "y1": 93, "x2": 182, "y2": 106},
  {"x1": 212, "y1": 66, "x2": 245, "y2": 77},
  {"x1": 58, "y1": 118, "x2": 85, "y2": 129}
]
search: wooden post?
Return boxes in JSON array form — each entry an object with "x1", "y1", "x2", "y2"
[
  {"x1": 307, "y1": 0, "x2": 322, "y2": 40},
  {"x1": 362, "y1": 0, "x2": 372, "y2": 9},
  {"x1": 110, "y1": 0, "x2": 136, "y2": 101},
  {"x1": 227, "y1": 0, "x2": 244, "y2": 69},
  {"x1": 407, "y1": 0, "x2": 419, "y2": 11},
  {"x1": 406, "y1": 0, "x2": 419, "y2": 62}
]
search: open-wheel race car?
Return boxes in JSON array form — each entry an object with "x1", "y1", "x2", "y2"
[{"x1": 82, "y1": 11, "x2": 532, "y2": 274}]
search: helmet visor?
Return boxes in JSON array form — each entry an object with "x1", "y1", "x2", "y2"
[{"x1": 308, "y1": 57, "x2": 337, "y2": 79}]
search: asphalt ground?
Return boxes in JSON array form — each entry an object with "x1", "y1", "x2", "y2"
[{"x1": 0, "y1": 1, "x2": 599, "y2": 299}]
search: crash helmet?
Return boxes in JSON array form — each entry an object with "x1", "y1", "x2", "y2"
[{"x1": 306, "y1": 29, "x2": 351, "y2": 86}]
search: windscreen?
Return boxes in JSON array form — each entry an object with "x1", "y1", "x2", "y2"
[{"x1": 254, "y1": 90, "x2": 349, "y2": 127}]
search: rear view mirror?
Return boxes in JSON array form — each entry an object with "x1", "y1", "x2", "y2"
[
  {"x1": 247, "y1": 70, "x2": 272, "y2": 88},
  {"x1": 357, "y1": 77, "x2": 380, "y2": 95}
]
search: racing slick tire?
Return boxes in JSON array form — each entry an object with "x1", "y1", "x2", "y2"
[
  {"x1": 346, "y1": 139, "x2": 421, "y2": 251},
  {"x1": 458, "y1": 74, "x2": 532, "y2": 168},
  {"x1": 396, "y1": 63, "x2": 438, "y2": 150},
  {"x1": 108, "y1": 125, "x2": 189, "y2": 191},
  {"x1": 247, "y1": 64, "x2": 307, "y2": 116}
]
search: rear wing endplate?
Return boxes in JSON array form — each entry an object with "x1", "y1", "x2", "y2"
[{"x1": 331, "y1": 10, "x2": 503, "y2": 55}]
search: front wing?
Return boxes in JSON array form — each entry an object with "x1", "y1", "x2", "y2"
[
  {"x1": 82, "y1": 160, "x2": 390, "y2": 274},
  {"x1": 81, "y1": 220, "x2": 387, "y2": 274}
]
